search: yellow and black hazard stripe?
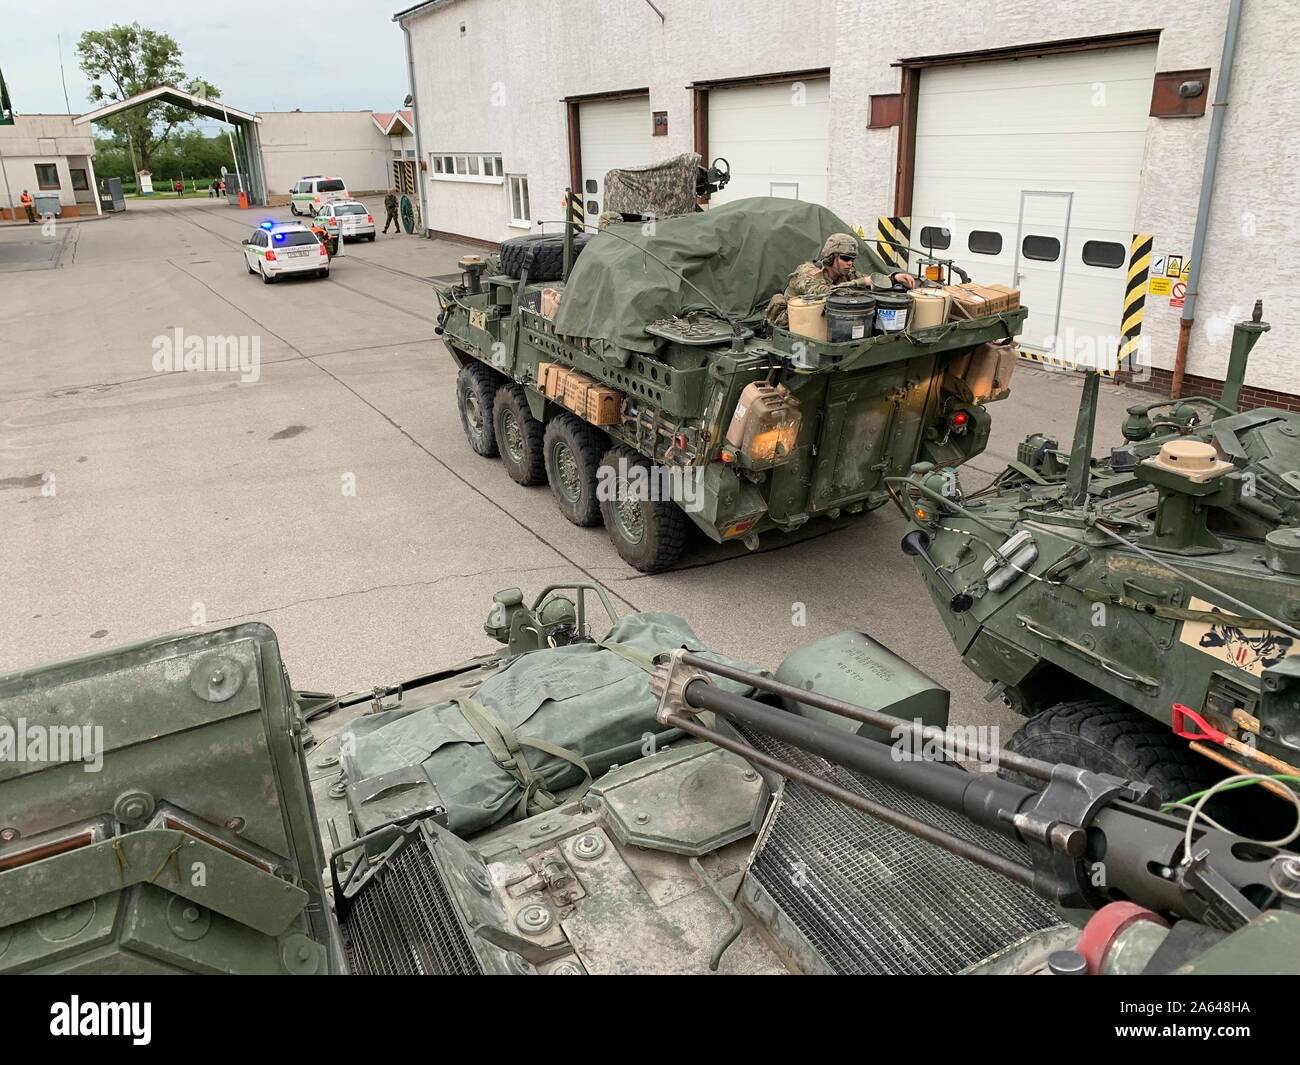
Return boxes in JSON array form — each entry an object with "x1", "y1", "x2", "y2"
[
  {"x1": 874, "y1": 215, "x2": 910, "y2": 271},
  {"x1": 1117, "y1": 232, "x2": 1153, "y2": 369},
  {"x1": 566, "y1": 189, "x2": 584, "y2": 231},
  {"x1": 1015, "y1": 348, "x2": 1112, "y2": 376}
]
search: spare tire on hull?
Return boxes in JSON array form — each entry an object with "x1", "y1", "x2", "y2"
[{"x1": 499, "y1": 232, "x2": 591, "y2": 281}]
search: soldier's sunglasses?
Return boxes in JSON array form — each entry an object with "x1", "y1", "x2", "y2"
[{"x1": 837, "y1": 254, "x2": 856, "y2": 264}]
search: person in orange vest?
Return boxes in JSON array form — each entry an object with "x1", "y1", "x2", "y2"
[{"x1": 20, "y1": 189, "x2": 34, "y2": 223}]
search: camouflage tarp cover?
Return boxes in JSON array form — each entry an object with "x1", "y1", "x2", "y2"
[
  {"x1": 340, "y1": 612, "x2": 758, "y2": 836},
  {"x1": 553, "y1": 196, "x2": 889, "y2": 355},
  {"x1": 603, "y1": 152, "x2": 701, "y2": 218}
]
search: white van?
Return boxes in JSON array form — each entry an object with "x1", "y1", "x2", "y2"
[{"x1": 290, "y1": 176, "x2": 349, "y2": 216}]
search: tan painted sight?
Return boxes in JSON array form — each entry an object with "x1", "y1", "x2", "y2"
[{"x1": 1148, "y1": 439, "x2": 1234, "y2": 482}]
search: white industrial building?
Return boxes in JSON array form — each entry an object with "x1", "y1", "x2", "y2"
[
  {"x1": 395, "y1": 0, "x2": 1298, "y2": 401},
  {"x1": 259, "y1": 109, "x2": 418, "y2": 202},
  {"x1": 0, "y1": 115, "x2": 100, "y2": 219}
]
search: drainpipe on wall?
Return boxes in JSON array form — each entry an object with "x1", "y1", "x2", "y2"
[
  {"x1": 400, "y1": 20, "x2": 430, "y2": 237},
  {"x1": 1171, "y1": 0, "x2": 1243, "y2": 398}
]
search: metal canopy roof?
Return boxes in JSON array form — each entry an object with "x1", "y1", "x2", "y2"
[{"x1": 73, "y1": 86, "x2": 261, "y2": 127}]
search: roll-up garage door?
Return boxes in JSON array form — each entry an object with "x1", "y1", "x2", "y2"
[
  {"x1": 580, "y1": 95, "x2": 656, "y2": 223},
  {"x1": 909, "y1": 45, "x2": 1156, "y2": 361},
  {"x1": 707, "y1": 77, "x2": 830, "y2": 207}
]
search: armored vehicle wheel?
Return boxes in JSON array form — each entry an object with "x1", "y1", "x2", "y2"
[
  {"x1": 597, "y1": 445, "x2": 688, "y2": 572},
  {"x1": 544, "y1": 414, "x2": 606, "y2": 526},
  {"x1": 493, "y1": 384, "x2": 546, "y2": 485},
  {"x1": 1003, "y1": 699, "x2": 1220, "y2": 804},
  {"x1": 499, "y1": 233, "x2": 591, "y2": 282},
  {"x1": 456, "y1": 364, "x2": 501, "y2": 458}
]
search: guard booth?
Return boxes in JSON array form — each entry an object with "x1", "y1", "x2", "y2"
[{"x1": 74, "y1": 86, "x2": 267, "y2": 207}]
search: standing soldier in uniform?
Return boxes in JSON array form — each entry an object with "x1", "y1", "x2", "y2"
[
  {"x1": 766, "y1": 233, "x2": 916, "y2": 328},
  {"x1": 382, "y1": 188, "x2": 400, "y2": 235}
]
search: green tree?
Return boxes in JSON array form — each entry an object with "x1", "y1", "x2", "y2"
[{"x1": 76, "y1": 23, "x2": 219, "y2": 174}]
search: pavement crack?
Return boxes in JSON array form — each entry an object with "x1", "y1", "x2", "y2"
[{"x1": 209, "y1": 565, "x2": 571, "y2": 623}]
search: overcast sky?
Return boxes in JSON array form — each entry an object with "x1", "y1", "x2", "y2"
[{"x1": 4, "y1": 0, "x2": 410, "y2": 133}]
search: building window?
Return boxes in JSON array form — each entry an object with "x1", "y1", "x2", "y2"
[
  {"x1": 918, "y1": 226, "x2": 950, "y2": 251},
  {"x1": 70, "y1": 169, "x2": 90, "y2": 192},
  {"x1": 508, "y1": 174, "x2": 530, "y2": 226},
  {"x1": 1022, "y1": 235, "x2": 1061, "y2": 262},
  {"x1": 36, "y1": 163, "x2": 60, "y2": 190},
  {"x1": 1081, "y1": 240, "x2": 1125, "y2": 269},
  {"x1": 431, "y1": 152, "x2": 502, "y2": 182},
  {"x1": 967, "y1": 230, "x2": 1003, "y2": 256}
]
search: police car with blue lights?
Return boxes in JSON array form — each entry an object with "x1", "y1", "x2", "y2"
[{"x1": 241, "y1": 220, "x2": 330, "y2": 283}]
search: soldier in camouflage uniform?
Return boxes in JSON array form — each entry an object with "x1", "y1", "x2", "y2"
[
  {"x1": 766, "y1": 233, "x2": 916, "y2": 328},
  {"x1": 382, "y1": 189, "x2": 400, "y2": 235}
]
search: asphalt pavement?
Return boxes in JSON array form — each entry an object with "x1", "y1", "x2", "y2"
[{"x1": 1, "y1": 195, "x2": 1144, "y2": 741}]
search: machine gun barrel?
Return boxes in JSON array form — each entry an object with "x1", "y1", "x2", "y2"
[
  {"x1": 657, "y1": 652, "x2": 1299, "y2": 929},
  {"x1": 658, "y1": 710, "x2": 1038, "y2": 888},
  {"x1": 677, "y1": 650, "x2": 1051, "y2": 779}
]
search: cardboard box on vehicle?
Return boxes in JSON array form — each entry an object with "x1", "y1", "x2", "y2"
[{"x1": 562, "y1": 372, "x2": 623, "y2": 426}]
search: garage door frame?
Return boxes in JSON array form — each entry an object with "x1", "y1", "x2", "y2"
[
  {"x1": 688, "y1": 67, "x2": 830, "y2": 203},
  {"x1": 563, "y1": 87, "x2": 651, "y2": 201},
  {"x1": 890, "y1": 30, "x2": 1161, "y2": 215}
]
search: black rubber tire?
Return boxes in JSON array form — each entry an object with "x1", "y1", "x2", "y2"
[
  {"x1": 492, "y1": 383, "x2": 546, "y2": 486},
  {"x1": 1003, "y1": 699, "x2": 1220, "y2": 805},
  {"x1": 597, "y1": 445, "x2": 689, "y2": 572},
  {"x1": 247, "y1": 259, "x2": 255, "y2": 275},
  {"x1": 366, "y1": 233, "x2": 376, "y2": 242},
  {"x1": 499, "y1": 233, "x2": 592, "y2": 282},
  {"x1": 544, "y1": 414, "x2": 606, "y2": 526},
  {"x1": 456, "y1": 363, "x2": 500, "y2": 458},
  {"x1": 261, "y1": 265, "x2": 276, "y2": 284}
]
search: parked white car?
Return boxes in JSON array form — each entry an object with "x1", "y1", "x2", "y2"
[
  {"x1": 242, "y1": 221, "x2": 330, "y2": 283},
  {"x1": 314, "y1": 200, "x2": 376, "y2": 243},
  {"x1": 289, "y1": 176, "x2": 349, "y2": 216}
]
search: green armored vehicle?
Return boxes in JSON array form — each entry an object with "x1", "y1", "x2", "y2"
[
  {"x1": 897, "y1": 303, "x2": 1300, "y2": 806},
  {"x1": 3, "y1": 582, "x2": 1298, "y2": 976},
  {"x1": 436, "y1": 189, "x2": 1026, "y2": 571}
]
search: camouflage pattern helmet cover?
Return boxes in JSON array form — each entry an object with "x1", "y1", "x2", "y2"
[{"x1": 819, "y1": 233, "x2": 860, "y2": 261}]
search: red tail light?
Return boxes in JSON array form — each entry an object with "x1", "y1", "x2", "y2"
[
  {"x1": 319, "y1": 243, "x2": 328, "y2": 256},
  {"x1": 265, "y1": 250, "x2": 277, "y2": 262},
  {"x1": 367, "y1": 214, "x2": 374, "y2": 224}
]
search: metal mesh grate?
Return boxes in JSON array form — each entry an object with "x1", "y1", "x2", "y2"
[
  {"x1": 744, "y1": 726, "x2": 1062, "y2": 975},
  {"x1": 341, "y1": 837, "x2": 482, "y2": 975}
]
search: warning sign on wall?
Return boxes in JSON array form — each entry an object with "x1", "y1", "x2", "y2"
[
  {"x1": 1170, "y1": 280, "x2": 1186, "y2": 308},
  {"x1": 1166, "y1": 255, "x2": 1183, "y2": 278},
  {"x1": 1149, "y1": 276, "x2": 1173, "y2": 297}
]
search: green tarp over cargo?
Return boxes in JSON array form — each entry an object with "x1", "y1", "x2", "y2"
[
  {"x1": 553, "y1": 196, "x2": 889, "y2": 355},
  {"x1": 340, "y1": 612, "x2": 758, "y2": 837}
]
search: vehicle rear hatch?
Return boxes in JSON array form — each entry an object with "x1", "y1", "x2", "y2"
[
  {"x1": 273, "y1": 229, "x2": 323, "y2": 263},
  {"x1": 317, "y1": 178, "x2": 348, "y2": 205},
  {"x1": 332, "y1": 203, "x2": 371, "y2": 234}
]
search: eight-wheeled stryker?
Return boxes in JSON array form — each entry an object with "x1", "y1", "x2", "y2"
[
  {"x1": 898, "y1": 303, "x2": 1300, "y2": 815},
  {"x1": 436, "y1": 172, "x2": 1024, "y2": 571},
  {"x1": 2, "y1": 583, "x2": 1296, "y2": 975}
]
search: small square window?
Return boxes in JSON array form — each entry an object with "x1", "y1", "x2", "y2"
[
  {"x1": 433, "y1": 156, "x2": 444, "y2": 173},
  {"x1": 70, "y1": 169, "x2": 90, "y2": 192},
  {"x1": 1022, "y1": 235, "x2": 1061, "y2": 262},
  {"x1": 1081, "y1": 240, "x2": 1125, "y2": 269},
  {"x1": 967, "y1": 230, "x2": 1003, "y2": 256},
  {"x1": 919, "y1": 226, "x2": 951, "y2": 251},
  {"x1": 36, "y1": 163, "x2": 60, "y2": 190}
]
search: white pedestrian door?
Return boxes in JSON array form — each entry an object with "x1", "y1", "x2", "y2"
[{"x1": 1014, "y1": 191, "x2": 1073, "y2": 356}]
